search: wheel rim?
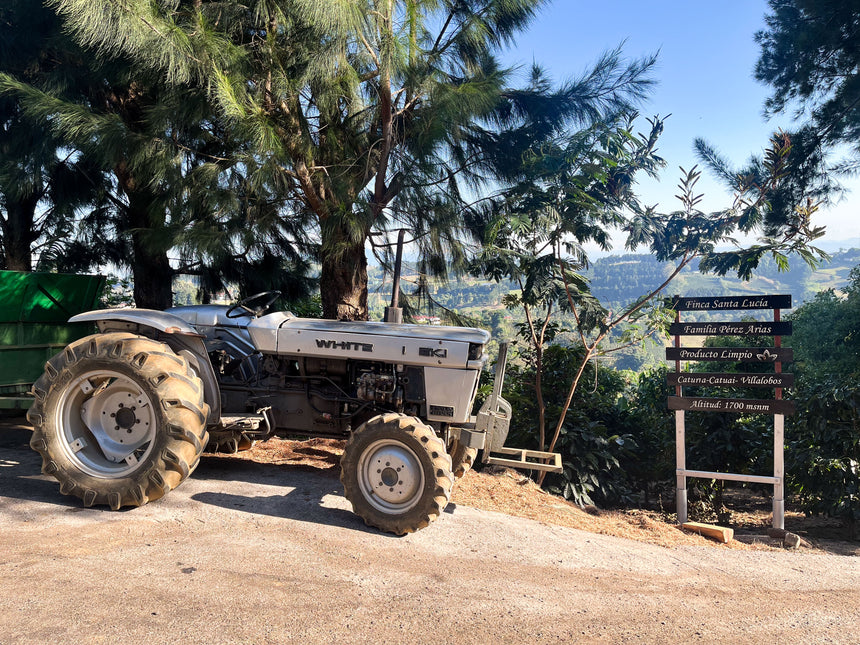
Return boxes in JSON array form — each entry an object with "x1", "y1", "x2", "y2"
[
  {"x1": 357, "y1": 438, "x2": 426, "y2": 514},
  {"x1": 56, "y1": 369, "x2": 157, "y2": 478}
]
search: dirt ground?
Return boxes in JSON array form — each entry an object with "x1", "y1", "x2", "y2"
[
  {"x1": 219, "y1": 435, "x2": 860, "y2": 555},
  {"x1": 2, "y1": 417, "x2": 859, "y2": 644}
]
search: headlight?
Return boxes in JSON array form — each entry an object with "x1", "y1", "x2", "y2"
[{"x1": 468, "y1": 342, "x2": 484, "y2": 361}]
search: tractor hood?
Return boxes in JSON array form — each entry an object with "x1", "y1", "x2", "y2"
[{"x1": 248, "y1": 313, "x2": 490, "y2": 369}]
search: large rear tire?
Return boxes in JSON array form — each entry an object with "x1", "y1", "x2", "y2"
[
  {"x1": 448, "y1": 437, "x2": 478, "y2": 480},
  {"x1": 341, "y1": 413, "x2": 453, "y2": 535},
  {"x1": 26, "y1": 333, "x2": 209, "y2": 509}
]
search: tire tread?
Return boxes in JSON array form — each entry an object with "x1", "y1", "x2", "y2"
[
  {"x1": 27, "y1": 332, "x2": 208, "y2": 510},
  {"x1": 341, "y1": 413, "x2": 453, "y2": 535}
]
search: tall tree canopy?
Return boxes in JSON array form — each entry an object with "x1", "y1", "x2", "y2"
[
  {"x1": 755, "y1": 0, "x2": 860, "y2": 172},
  {"x1": 47, "y1": 0, "x2": 655, "y2": 319},
  {"x1": 1, "y1": 0, "x2": 318, "y2": 306},
  {"x1": 1, "y1": 21, "x2": 212, "y2": 305},
  {"x1": 0, "y1": 0, "x2": 100, "y2": 271}
]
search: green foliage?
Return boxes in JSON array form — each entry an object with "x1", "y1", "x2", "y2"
[
  {"x1": 1, "y1": 0, "x2": 320, "y2": 305},
  {"x1": 553, "y1": 421, "x2": 637, "y2": 508},
  {"x1": 172, "y1": 279, "x2": 199, "y2": 307},
  {"x1": 99, "y1": 275, "x2": 135, "y2": 308},
  {"x1": 788, "y1": 374, "x2": 860, "y2": 537},
  {"x1": 784, "y1": 267, "x2": 860, "y2": 534},
  {"x1": 619, "y1": 366, "x2": 675, "y2": 503},
  {"x1": 51, "y1": 0, "x2": 640, "y2": 319},
  {"x1": 666, "y1": 146, "x2": 826, "y2": 281},
  {"x1": 0, "y1": 0, "x2": 103, "y2": 271},
  {"x1": 504, "y1": 343, "x2": 636, "y2": 506},
  {"x1": 286, "y1": 294, "x2": 324, "y2": 319},
  {"x1": 790, "y1": 271, "x2": 860, "y2": 374},
  {"x1": 756, "y1": 1, "x2": 860, "y2": 172}
]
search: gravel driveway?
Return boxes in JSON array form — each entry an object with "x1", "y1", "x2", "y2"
[{"x1": 1, "y1": 418, "x2": 858, "y2": 644}]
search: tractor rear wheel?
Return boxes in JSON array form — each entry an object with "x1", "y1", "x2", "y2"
[
  {"x1": 448, "y1": 437, "x2": 478, "y2": 479},
  {"x1": 27, "y1": 333, "x2": 209, "y2": 509},
  {"x1": 341, "y1": 413, "x2": 453, "y2": 535}
]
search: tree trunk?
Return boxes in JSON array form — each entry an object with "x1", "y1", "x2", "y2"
[
  {"x1": 319, "y1": 240, "x2": 369, "y2": 320},
  {"x1": 130, "y1": 230, "x2": 174, "y2": 309},
  {"x1": 115, "y1": 163, "x2": 173, "y2": 310},
  {"x1": 1, "y1": 193, "x2": 41, "y2": 271}
]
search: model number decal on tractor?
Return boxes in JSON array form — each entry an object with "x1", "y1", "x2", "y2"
[
  {"x1": 315, "y1": 339, "x2": 374, "y2": 352},
  {"x1": 419, "y1": 347, "x2": 448, "y2": 358},
  {"x1": 429, "y1": 405, "x2": 454, "y2": 417}
]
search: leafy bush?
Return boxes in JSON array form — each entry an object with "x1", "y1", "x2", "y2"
[
  {"x1": 552, "y1": 420, "x2": 637, "y2": 507},
  {"x1": 619, "y1": 366, "x2": 675, "y2": 505},
  {"x1": 788, "y1": 375, "x2": 860, "y2": 538},
  {"x1": 785, "y1": 276, "x2": 860, "y2": 537},
  {"x1": 503, "y1": 343, "x2": 636, "y2": 506}
]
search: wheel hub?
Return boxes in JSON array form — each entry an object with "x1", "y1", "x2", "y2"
[
  {"x1": 358, "y1": 441, "x2": 425, "y2": 512},
  {"x1": 115, "y1": 406, "x2": 137, "y2": 430},
  {"x1": 380, "y1": 467, "x2": 399, "y2": 487},
  {"x1": 59, "y1": 370, "x2": 157, "y2": 474}
]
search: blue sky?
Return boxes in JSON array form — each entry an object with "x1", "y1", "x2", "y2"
[{"x1": 500, "y1": 0, "x2": 859, "y2": 246}]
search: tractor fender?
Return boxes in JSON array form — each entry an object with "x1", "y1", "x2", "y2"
[
  {"x1": 70, "y1": 308, "x2": 201, "y2": 335},
  {"x1": 69, "y1": 308, "x2": 221, "y2": 424}
]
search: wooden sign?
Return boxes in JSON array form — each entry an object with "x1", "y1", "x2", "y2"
[
  {"x1": 672, "y1": 295, "x2": 791, "y2": 311},
  {"x1": 669, "y1": 321, "x2": 792, "y2": 336},
  {"x1": 666, "y1": 346, "x2": 793, "y2": 363},
  {"x1": 669, "y1": 293, "x2": 793, "y2": 530},
  {"x1": 668, "y1": 396, "x2": 795, "y2": 415},
  {"x1": 667, "y1": 372, "x2": 794, "y2": 388}
]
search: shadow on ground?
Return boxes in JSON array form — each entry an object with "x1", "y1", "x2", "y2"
[
  {"x1": 0, "y1": 417, "x2": 403, "y2": 536},
  {"x1": 189, "y1": 457, "x2": 397, "y2": 536}
]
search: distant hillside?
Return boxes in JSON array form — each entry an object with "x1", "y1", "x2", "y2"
[
  {"x1": 365, "y1": 249, "x2": 860, "y2": 372},
  {"x1": 369, "y1": 249, "x2": 860, "y2": 317},
  {"x1": 814, "y1": 238, "x2": 860, "y2": 253},
  {"x1": 588, "y1": 248, "x2": 860, "y2": 308}
]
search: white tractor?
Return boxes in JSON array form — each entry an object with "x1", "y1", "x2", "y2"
[{"x1": 27, "y1": 292, "x2": 560, "y2": 534}]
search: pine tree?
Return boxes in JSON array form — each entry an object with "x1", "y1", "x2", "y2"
[
  {"x1": 0, "y1": 0, "x2": 97, "y2": 271},
  {"x1": 756, "y1": 0, "x2": 860, "y2": 172},
  {"x1": 47, "y1": 0, "x2": 655, "y2": 319},
  {"x1": 2, "y1": 0, "x2": 316, "y2": 306}
]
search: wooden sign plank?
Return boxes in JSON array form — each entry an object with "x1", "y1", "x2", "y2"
[
  {"x1": 668, "y1": 396, "x2": 795, "y2": 415},
  {"x1": 666, "y1": 347, "x2": 793, "y2": 363},
  {"x1": 672, "y1": 295, "x2": 791, "y2": 311},
  {"x1": 669, "y1": 321, "x2": 792, "y2": 336},
  {"x1": 667, "y1": 372, "x2": 794, "y2": 389}
]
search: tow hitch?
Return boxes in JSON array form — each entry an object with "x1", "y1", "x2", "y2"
[{"x1": 475, "y1": 342, "x2": 562, "y2": 473}]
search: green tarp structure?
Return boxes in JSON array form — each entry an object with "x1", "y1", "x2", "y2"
[{"x1": 0, "y1": 270, "x2": 105, "y2": 408}]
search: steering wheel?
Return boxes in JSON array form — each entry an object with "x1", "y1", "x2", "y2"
[{"x1": 225, "y1": 291, "x2": 282, "y2": 319}]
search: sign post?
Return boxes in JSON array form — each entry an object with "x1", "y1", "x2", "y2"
[{"x1": 668, "y1": 294, "x2": 794, "y2": 529}]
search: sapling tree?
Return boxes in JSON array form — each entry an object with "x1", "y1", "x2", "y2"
[{"x1": 476, "y1": 119, "x2": 827, "y2": 491}]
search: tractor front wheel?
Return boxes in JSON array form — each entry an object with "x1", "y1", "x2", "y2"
[{"x1": 341, "y1": 413, "x2": 453, "y2": 535}]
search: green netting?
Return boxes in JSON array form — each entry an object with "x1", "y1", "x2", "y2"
[{"x1": 0, "y1": 270, "x2": 105, "y2": 388}]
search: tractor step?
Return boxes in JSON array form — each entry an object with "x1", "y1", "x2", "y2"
[
  {"x1": 218, "y1": 413, "x2": 268, "y2": 432},
  {"x1": 485, "y1": 447, "x2": 563, "y2": 473}
]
